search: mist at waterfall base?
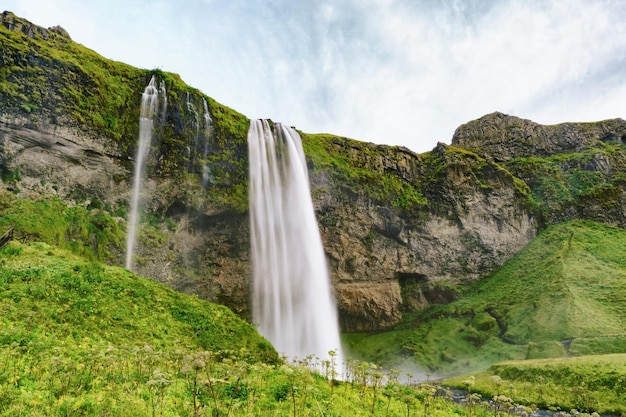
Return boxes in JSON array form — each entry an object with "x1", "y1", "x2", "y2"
[
  {"x1": 125, "y1": 76, "x2": 160, "y2": 271},
  {"x1": 248, "y1": 120, "x2": 343, "y2": 365}
]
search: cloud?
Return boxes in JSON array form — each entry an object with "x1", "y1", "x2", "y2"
[{"x1": 4, "y1": 0, "x2": 626, "y2": 152}]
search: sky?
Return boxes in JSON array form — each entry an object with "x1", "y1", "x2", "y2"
[{"x1": 4, "y1": 0, "x2": 626, "y2": 153}]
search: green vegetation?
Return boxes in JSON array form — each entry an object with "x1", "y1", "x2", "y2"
[
  {"x1": 0, "y1": 190, "x2": 125, "y2": 263},
  {"x1": 4, "y1": 13, "x2": 626, "y2": 417},
  {"x1": 346, "y1": 220, "x2": 626, "y2": 377},
  {"x1": 302, "y1": 133, "x2": 428, "y2": 210},
  {"x1": 444, "y1": 354, "x2": 626, "y2": 415},
  {"x1": 0, "y1": 241, "x2": 275, "y2": 358},
  {"x1": 0, "y1": 240, "x2": 503, "y2": 416},
  {"x1": 505, "y1": 144, "x2": 626, "y2": 221},
  {"x1": 0, "y1": 20, "x2": 143, "y2": 142},
  {"x1": 3, "y1": 216, "x2": 624, "y2": 416}
]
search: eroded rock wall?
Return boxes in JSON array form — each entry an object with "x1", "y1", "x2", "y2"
[{"x1": 313, "y1": 141, "x2": 537, "y2": 330}]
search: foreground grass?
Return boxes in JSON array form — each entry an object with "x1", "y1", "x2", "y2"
[
  {"x1": 0, "y1": 240, "x2": 500, "y2": 416},
  {"x1": 2, "y1": 242, "x2": 623, "y2": 416},
  {"x1": 444, "y1": 354, "x2": 626, "y2": 415}
]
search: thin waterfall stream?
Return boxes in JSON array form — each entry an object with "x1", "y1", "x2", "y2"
[
  {"x1": 248, "y1": 119, "x2": 343, "y2": 365},
  {"x1": 125, "y1": 76, "x2": 160, "y2": 270}
]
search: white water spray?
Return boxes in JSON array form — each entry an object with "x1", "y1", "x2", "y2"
[
  {"x1": 248, "y1": 120, "x2": 343, "y2": 364},
  {"x1": 125, "y1": 76, "x2": 159, "y2": 270}
]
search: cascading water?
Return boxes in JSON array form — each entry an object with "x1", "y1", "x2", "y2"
[
  {"x1": 159, "y1": 80, "x2": 167, "y2": 121},
  {"x1": 125, "y1": 76, "x2": 160, "y2": 270},
  {"x1": 201, "y1": 98, "x2": 214, "y2": 187},
  {"x1": 186, "y1": 92, "x2": 200, "y2": 163},
  {"x1": 248, "y1": 119, "x2": 343, "y2": 364}
]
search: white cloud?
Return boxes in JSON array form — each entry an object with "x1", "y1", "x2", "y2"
[{"x1": 3, "y1": 0, "x2": 626, "y2": 152}]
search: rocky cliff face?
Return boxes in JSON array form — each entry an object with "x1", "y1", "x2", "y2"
[
  {"x1": 308, "y1": 138, "x2": 537, "y2": 330},
  {"x1": 452, "y1": 111, "x2": 626, "y2": 160},
  {"x1": 2, "y1": 13, "x2": 626, "y2": 332},
  {"x1": 0, "y1": 11, "x2": 70, "y2": 40}
]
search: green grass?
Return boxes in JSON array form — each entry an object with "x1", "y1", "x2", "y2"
[
  {"x1": 0, "y1": 241, "x2": 276, "y2": 359},
  {"x1": 444, "y1": 354, "x2": 626, "y2": 415},
  {"x1": 342, "y1": 331, "x2": 408, "y2": 367},
  {"x1": 0, "y1": 191, "x2": 125, "y2": 263},
  {"x1": 452, "y1": 220, "x2": 626, "y2": 343},
  {"x1": 0, "y1": 240, "x2": 501, "y2": 416}
]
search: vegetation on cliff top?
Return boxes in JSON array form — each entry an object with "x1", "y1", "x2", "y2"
[
  {"x1": 504, "y1": 143, "x2": 626, "y2": 224},
  {"x1": 302, "y1": 132, "x2": 428, "y2": 210},
  {"x1": 0, "y1": 15, "x2": 143, "y2": 140},
  {"x1": 0, "y1": 17, "x2": 250, "y2": 213}
]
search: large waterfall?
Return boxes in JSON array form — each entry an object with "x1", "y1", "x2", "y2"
[
  {"x1": 248, "y1": 120, "x2": 343, "y2": 364},
  {"x1": 125, "y1": 76, "x2": 160, "y2": 270}
]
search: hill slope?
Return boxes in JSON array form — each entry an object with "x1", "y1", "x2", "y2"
[
  {"x1": 0, "y1": 239, "x2": 281, "y2": 415},
  {"x1": 450, "y1": 219, "x2": 626, "y2": 343},
  {"x1": 0, "y1": 240, "x2": 277, "y2": 361},
  {"x1": 0, "y1": 240, "x2": 490, "y2": 417},
  {"x1": 345, "y1": 220, "x2": 626, "y2": 375}
]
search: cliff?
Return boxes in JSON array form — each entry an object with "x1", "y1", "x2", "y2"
[{"x1": 2, "y1": 12, "x2": 626, "y2": 331}]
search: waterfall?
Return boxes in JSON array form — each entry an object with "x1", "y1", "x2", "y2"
[
  {"x1": 201, "y1": 98, "x2": 213, "y2": 187},
  {"x1": 248, "y1": 119, "x2": 343, "y2": 364},
  {"x1": 159, "y1": 80, "x2": 167, "y2": 122},
  {"x1": 125, "y1": 76, "x2": 160, "y2": 270},
  {"x1": 186, "y1": 92, "x2": 199, "y2": 167},
  {"x1": 202, "y1": 98, "x2": 212, "y2": 134}
]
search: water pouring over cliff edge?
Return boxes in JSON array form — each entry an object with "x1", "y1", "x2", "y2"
[
  {"x1": 248, "y1": 119, "x2": 343, "y2": 364},
  {"x1": 125, "y1": 76, "x2": 160, "y2": 270}
]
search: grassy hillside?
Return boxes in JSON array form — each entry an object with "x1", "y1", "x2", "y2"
[
  {"x1": 345, "y1": 220, "x2": 626, "y2": 375},
  {"x1": 0, "y1": 239, "x2": 505, "y2": 416},
  {"x1": 0, "y1": 240, "x2": 277, "y2": 358}
]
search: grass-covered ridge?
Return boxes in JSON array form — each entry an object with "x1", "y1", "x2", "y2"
[{"x1": 345, "y1": 220, "x2": 626, "y2": 376}]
